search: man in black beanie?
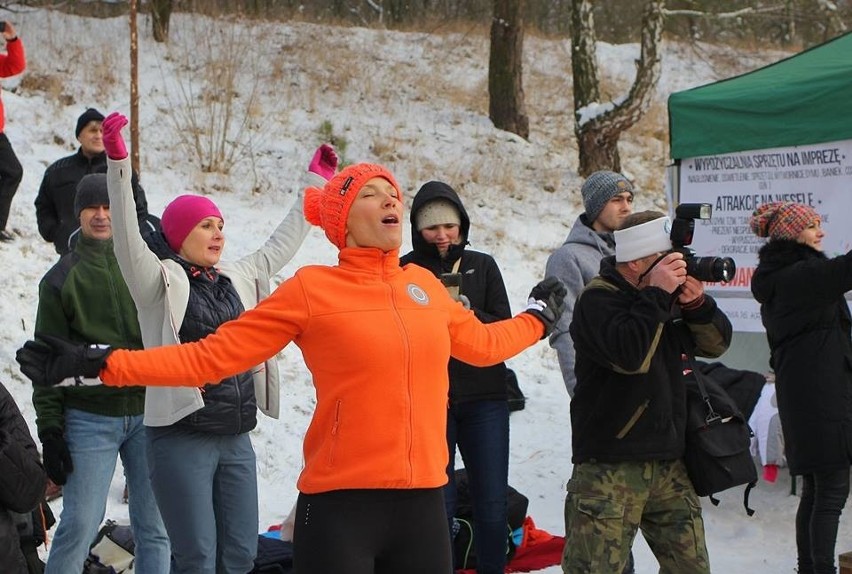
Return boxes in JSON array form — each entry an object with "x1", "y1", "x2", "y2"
[
  {"x1": 32, "y1": 173, "x2": 170, "y2": 573},
  {"x1": 34, "y1": 107, "x2": 154, "y2": 255}
]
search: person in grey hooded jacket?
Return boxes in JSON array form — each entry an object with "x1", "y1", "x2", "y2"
[{"x1": 545, "y1": 171, "x2": 634, "y2": 397}]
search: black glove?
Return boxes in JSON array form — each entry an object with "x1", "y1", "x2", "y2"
[
  {"x1": 41, "y1": 432, "x2": 73, "y2": 485},
  {"x1": 523, "y1": 276, "x2": 568, "y2": 339},
  {"x1": 16, "y1": 335, "x2": 112, "y2": 388}
]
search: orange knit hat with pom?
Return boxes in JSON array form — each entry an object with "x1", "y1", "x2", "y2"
[{"x1": 304, "y1": 163, "x2": 400, "y2": 249}]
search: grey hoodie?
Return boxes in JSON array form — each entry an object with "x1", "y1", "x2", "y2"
[{"x1": 544, "y1": 214, "x2": 615, "y2": 396}]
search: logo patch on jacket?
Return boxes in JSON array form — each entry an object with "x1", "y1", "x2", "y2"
[{"x1": 407, "y1": 283, "x2": 429, "y2": 305}]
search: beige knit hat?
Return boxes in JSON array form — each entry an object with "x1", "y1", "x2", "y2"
[{"x1": 415, "y1": 199, "x2": 461, "y2": 231}]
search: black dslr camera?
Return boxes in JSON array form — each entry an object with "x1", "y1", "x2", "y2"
[{"x1": 670, "y1": 203, "x2": 736, "y2": 283}]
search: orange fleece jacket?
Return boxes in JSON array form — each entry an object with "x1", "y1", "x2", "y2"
[{"x1": 103, "y1": 248, "x2": 543, "y2": 493}]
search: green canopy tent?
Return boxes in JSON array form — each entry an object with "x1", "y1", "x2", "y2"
[
  {"x1": 669, "y1": 31, "x2": 852, "y2": 160},
  {"x1": 667, "y1": 32, "x2": 852, "y2": 372}
]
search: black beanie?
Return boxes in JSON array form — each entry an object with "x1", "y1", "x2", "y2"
[
  {"x1": 75, "y1": 108, "x2": 105, "y2": 138},
  {"x1": 74, "y1": 174, "x2": 110, "y2": 219}
]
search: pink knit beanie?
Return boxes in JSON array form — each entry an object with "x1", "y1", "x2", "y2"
[
  {"x1": 304, "y1": 163, "x2": 399, "y2": 249},
  {"x1": 161, "y1": 195, "x2": 224, "y2": 253},
  {"x1": 750, "y1": 201, "x2": 819, "y2": 241}
]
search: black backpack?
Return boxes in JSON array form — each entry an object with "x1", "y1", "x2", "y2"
[
  {"x1": 250, "y1": 536, "x2": 293, "y2": 573},
  {"x1": 677, "y1": 321, "x2": 758, "y2": 515},
  {"x1": 83, "y1": 520, "x2": 136, "y2": 574},
  {"x1": 452, "y1": 469, "x2": 529, "y2": 569}
]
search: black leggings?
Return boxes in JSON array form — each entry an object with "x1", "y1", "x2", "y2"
[
  {"x1": 293, "y1": 488, "x2": 453, "y2": 574},
  {"x1": 796, "y1": 468, "x2": 850, "y2": 574}
]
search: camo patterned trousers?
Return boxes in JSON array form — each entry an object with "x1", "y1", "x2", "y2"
[{"x1": 561, "y1": 458, "x2": 710, "y2": 574}]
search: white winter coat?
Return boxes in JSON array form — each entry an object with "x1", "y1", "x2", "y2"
[{"x1": 107, "y1": 156, "x2": 313, "y2": 426}]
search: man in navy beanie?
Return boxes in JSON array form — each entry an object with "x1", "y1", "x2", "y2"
[{"x1": 35, "y1": 108, "x2": 154, "y2": 255}]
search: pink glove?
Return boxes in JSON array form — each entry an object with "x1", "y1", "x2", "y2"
[
  {"x1": 102, "y1": 112, "x2": 129, "y2": 160},
  {"x1": 308, "y1": 144, "x2": 338, "y2": 181}
]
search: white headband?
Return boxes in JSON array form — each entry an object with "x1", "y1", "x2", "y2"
[{"x1": 614, "y1": 216, "x2": 673, "y2": 262}]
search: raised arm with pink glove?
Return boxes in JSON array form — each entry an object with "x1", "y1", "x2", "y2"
[
  {"x1": 101, "y1": 112, "x2": 129, "y2": 161},
  {"x1": 308, "y1": 143, "x2": 338, "y2": 180}
]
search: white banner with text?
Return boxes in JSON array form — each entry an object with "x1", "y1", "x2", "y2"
[{"x1": 676, "y1": 139, "x2": 852, "y2": 331}]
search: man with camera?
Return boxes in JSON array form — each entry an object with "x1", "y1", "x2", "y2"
[{"x1": 561, "y1": 210, "x2": 732, "y2": 574}]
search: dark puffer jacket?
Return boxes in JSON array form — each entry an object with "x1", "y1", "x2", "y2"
[
  {"x1": 173, "y1": 255, "x2": 257, "y2": 435},
  {"x1": 401, "y1": 181, "x2": 511, "y2": 403},
  {"x1": 0, "y1": 381, "x2": 47, "y2": 574},
  {"x1": 751, "y1": 239, "x2": 852, "y2": 475}
]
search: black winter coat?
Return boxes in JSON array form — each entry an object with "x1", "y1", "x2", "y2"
[
  {"x1": 0, "y1": 382, "x2": 47, "y2": 574},
  {"x1": 751, "y1": 239, "x2": 852, "y2": 475},
  {"x1": 35, "y1": 149, "x2": 150, "y2": 255},
  {"x1": 401, "y1": 181, "x2": 511, "y2": 403},
  {"x1": 569, "y1": 258, "x2": 732, "y2": 463}
]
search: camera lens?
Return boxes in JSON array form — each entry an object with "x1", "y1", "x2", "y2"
[{"x1": 686, "y1": 256, "x2": 737, "y2": 283}]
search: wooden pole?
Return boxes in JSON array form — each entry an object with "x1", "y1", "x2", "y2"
[{"x1": 130, "y1": 0, "x2": 140, "y2": 175}]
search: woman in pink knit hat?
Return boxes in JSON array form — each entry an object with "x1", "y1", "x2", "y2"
[
  {"x1": 92, "y1": 112, "x2": 337, "y2": 574},
  {"x1": 19, "y1": 159, "x2": 568, "y2": 574},
  {"x1": 750, "y1": 201, "x2": 852, "y2": 574}
]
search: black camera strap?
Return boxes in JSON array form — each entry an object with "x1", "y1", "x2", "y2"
[{"x1": 636, "y1": 252, "x2": 670, "y2": 286}]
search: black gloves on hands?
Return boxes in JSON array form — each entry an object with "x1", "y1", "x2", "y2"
[
  {"x1": 524, "y1": 276, "x2": 568, "y2": 339},
  {"x1": 16, "y1": 335, "x2": 112, "y2": 388},
  {"x1": 41, "y1": 432, "x2": 73, "y2": 485}
]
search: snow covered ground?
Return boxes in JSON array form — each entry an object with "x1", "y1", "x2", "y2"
[{"x1": 0, "y1": 5, "x2": 843, "y2": 572}]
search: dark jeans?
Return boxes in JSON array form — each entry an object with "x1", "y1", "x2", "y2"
[
  {"x1": 796, "y1": 468, "x2": 850, "y2": 574},
  {"x1": 445, "y1": 399, "x2": 510, "y2": 574},
  {"x1": 0, "y1": 132, "x2": 22, "y2": 230}
]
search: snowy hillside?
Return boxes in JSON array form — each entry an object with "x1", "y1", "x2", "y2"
[{"x1": 0, "y1": 6, "x2": 835, "y2": 572}]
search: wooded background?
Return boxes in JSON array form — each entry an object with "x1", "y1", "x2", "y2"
[
  {"x1": 15, "y1": 0, "x2": 847, "y2": 175},
  {"x1": 20, "y1": 0, "x2": 851, "y2": 47}
]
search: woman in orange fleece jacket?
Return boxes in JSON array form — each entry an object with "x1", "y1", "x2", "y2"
[{"x1": 18, "y1": 163, "x2": 566, "y2": 574}]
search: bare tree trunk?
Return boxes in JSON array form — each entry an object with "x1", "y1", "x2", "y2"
[
  {"x1": 488, "y1": 0, "x2": 529, "y2": 140},
  {"x1": 783, "y1": 0, "x2": 796, "y2": 44},
  {"x1": 814, "y1": 0, "x2": 847, "y2": 40},
  {"x1": 572, "y1": 0, "x2": 664, "y2": 176},
  {"x1": 130, "y1": 0, "x2": 140, "y2": 176},
  {"x1": 570, "y1": 0, "x2": 599, "y2": 110},
  {"x1": 152, "y1": 0, "x2": 173, "y2": 43}
]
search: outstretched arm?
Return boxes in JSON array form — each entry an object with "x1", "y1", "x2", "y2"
[
  {"x1": 195, "y1": 144, "x2": 337, "y2": 282},
  {"x1": 103, "y1": 113, "x2": 167, "y2": 308},
  {"x1": 17, "y1": 275, "x2": 310, "y2": 389}
]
